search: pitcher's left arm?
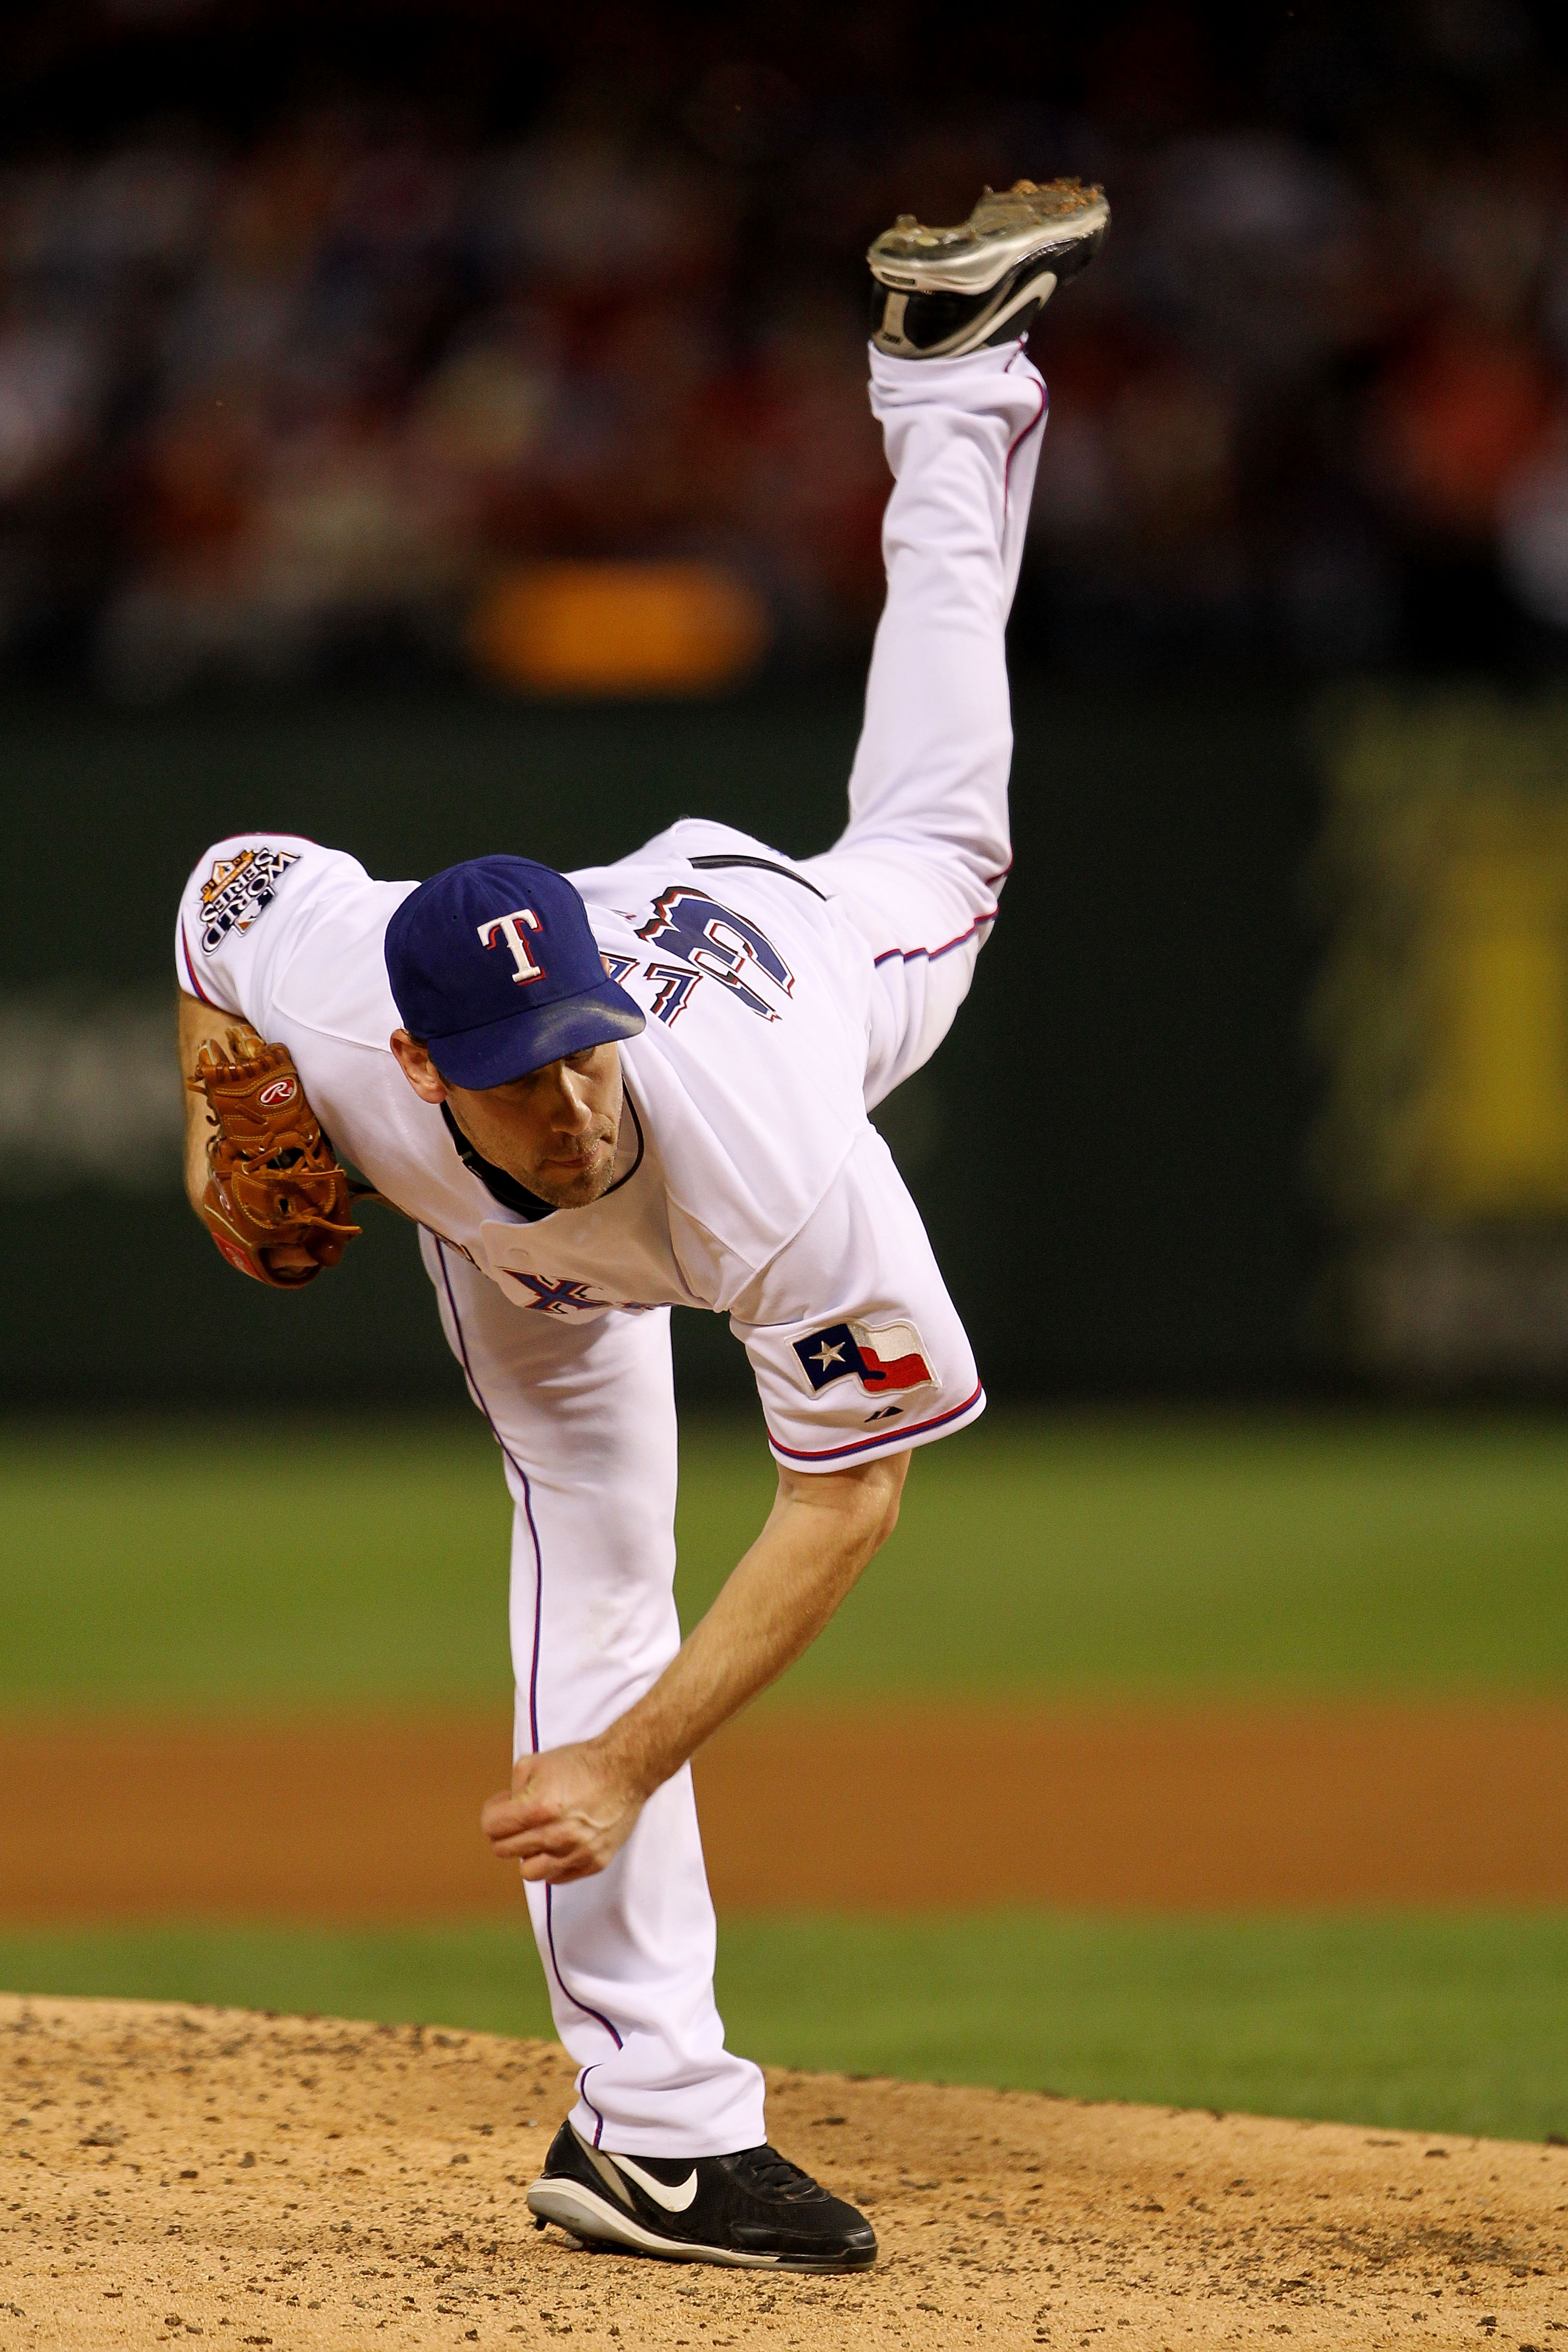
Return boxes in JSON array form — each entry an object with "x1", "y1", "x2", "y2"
[{"x1": 177, "y1": 989, "x2": 360, "y2": 1287}]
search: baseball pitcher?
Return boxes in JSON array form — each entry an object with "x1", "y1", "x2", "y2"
[{"x1": 175, "y1": 179, "x2": 1107, "y2": 2271}]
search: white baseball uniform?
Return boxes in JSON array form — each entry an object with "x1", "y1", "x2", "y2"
[{"x1": 174, "y1": 340, "x2": 1047, "y2": 2156}]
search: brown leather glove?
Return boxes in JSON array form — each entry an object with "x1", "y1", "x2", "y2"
[{"x1": 188, "y1": 1034, "x2": 360, "y2": 1288}]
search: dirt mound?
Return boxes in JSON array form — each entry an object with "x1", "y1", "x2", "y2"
[{"x1": 1, "y1": 1997, "x2": 1564, "y2": 2350}]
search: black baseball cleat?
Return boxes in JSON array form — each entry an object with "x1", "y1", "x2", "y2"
[
  {"x1": 526, "y1": 2119, "x2": 877, "y2": 2271},
  {"x1": 868, "y1": 177, "x2": 1109, "y2": 359}
]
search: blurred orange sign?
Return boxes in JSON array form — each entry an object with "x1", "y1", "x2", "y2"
[{"x1": 468, "y1": 559, "x2": 770, "y2": 696}]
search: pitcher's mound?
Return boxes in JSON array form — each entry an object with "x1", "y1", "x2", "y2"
[{"x1": 2, "y1": 1996, "x2": 1563, "y2": 2349}]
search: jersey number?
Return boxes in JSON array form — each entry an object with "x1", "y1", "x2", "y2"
[{"x1": 636, "y1": 888, "x2": 794, "y2": 1023}]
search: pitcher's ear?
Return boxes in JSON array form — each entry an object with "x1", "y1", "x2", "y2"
[{"x1": 390, "y1": 1029, "x2": 448, "y2": 1104}]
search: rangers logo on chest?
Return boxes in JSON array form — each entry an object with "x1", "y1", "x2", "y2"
[
  {"x1": 495, "y1": 1270, "x2": 659, "y2": 1317},
  {"x1": 512, "y1": 1274, "x2": 602, "y2": 1314}
]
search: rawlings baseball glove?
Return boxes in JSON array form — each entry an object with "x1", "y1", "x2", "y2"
[{"x1": 188, "y1": 1033, "x2": 361, "y2": 1288}]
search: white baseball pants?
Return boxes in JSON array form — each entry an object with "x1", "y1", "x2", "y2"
[{"x1": 423, "y1": 340, "x2": 1047, "y2": 2156}]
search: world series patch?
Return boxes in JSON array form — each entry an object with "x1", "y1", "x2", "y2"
[{"x1": 198, "y1": 845, "x2": 301, "y2": 953}]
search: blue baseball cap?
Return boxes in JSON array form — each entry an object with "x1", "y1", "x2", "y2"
[{"x1": 384, "y1": 855, "x2": 645, "y2": 1089}]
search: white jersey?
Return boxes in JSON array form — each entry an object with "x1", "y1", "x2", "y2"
[
  {"x1": 175, "y1": 340, "x2": 1049, "y2": 2160},
  {"x1": 177, "y1": 818, "x2": 984, "y2": 1468}
]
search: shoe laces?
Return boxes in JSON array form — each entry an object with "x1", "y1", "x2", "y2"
[{"x1": 728, "y1": 2143, "x2": 825, "y2": 2202}]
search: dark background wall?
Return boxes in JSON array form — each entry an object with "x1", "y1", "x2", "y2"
[{"x1": 0, "y1": 675, "x2": 1320, "y2": 1405}]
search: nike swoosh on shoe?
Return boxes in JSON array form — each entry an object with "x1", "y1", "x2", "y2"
[{"x1": 613, "y1": 2154, "x2": 699, "y2": 2212}]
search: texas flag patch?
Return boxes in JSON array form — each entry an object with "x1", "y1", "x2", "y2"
[{"x1": 793, "y1": 1318, "x2": 934, "y2": 1397}]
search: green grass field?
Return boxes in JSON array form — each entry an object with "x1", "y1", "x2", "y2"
[
  {"x1": 2, "y1": 1411, "x2": 1566, "y2": 2139},
  {"x1": 4, "y1": 1410, "x2": 1567, "y2": 1708},
  {"x1": 0, "y1": 1913, "x2": 1561, "y2": 2144}
]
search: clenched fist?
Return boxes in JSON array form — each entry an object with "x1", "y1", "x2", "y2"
[{"x1": 480, "y1": 1740, "x2": 646, "y2": 1885}]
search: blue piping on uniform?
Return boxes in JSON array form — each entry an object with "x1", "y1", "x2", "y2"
[
  {"x1": 431, "y1": 1234, "x2": 627, "y2": 2077},
  {"x1": 576, "y1": 2056, "x2": 609, "y2": 2147},
  {"x1": 769, "y1": 1379, "x2": 986, "y2": 1463}
]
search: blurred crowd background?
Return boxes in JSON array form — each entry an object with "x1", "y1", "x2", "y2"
[{"x1": 5, "y1": 0, "x2": 1568, "y2": 695}]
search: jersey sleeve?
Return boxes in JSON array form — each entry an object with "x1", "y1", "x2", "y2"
[
  {"x1": 730, "y1": 1125, "x2": 984, "y2": 1472},
  {"x1": 175, "y1": 833, "x2": 353, "y2": 1028}
]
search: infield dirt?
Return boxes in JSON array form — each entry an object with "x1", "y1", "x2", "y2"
[
  {"x1": 2, "y1": 1997, "x2": 1565, "y2": 2352},
  {"x1": 2, "y1": 1703, "x2": 1567, "y2": 1919}
]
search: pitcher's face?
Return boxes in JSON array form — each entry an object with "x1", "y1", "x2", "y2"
[{"x1": 390, "y1": 1035, "x2": 623, "y2": 1209}]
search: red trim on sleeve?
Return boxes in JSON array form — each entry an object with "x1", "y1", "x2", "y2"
[
  {"x1": 767, "y1": 1381, "x2": 985, "y2": 1464},
  {"x1": 870, "y1": 911, "x2": 998, "y2": 970}
]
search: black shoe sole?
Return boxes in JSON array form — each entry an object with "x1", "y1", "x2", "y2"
[{"x1": 527, "y1": 2173, "x2": 878, "y2": 2272}]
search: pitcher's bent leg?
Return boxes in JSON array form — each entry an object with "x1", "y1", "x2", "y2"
[
  {"x1": 804, "y1": 341, "x2": 1048, "y2": 1105},
  {"x1": 423, "y1": 1230, "x2": 765, "y2": 2157}
]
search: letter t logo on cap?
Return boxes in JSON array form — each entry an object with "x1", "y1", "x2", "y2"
[{"x1": 478, "y1": 907, "x2": 546, "y2": 985}]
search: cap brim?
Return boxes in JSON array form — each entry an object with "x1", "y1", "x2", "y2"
[{"x1": 426, "y1": 980, "x2": 646, "y2": 1089}]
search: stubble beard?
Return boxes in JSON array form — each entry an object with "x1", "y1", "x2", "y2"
[{"x1": 522, "y1": 1131, "x2": 618, "y2": 1210}]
